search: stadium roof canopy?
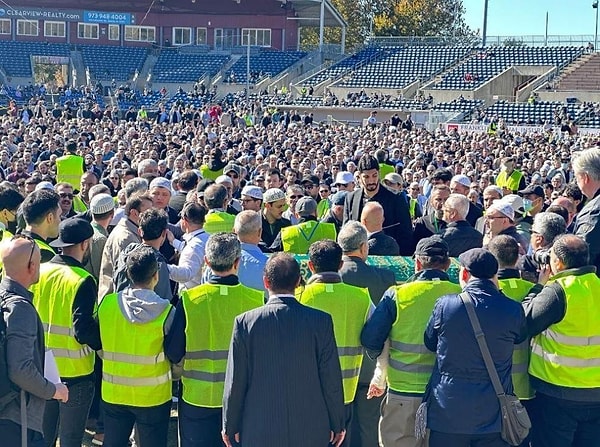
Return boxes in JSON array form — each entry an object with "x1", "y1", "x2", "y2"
[{"x1": 278, "y1": 0, "x2": 347, "y2": 28}]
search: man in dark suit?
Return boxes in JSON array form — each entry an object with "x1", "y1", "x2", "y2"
[
  {"x1": 361, "y1": 201, "x2": 400, "y2": 256},
  {"x1": 222, "y1": 253, "x2": 346, "y2": 447},
  {"x1": 337, "y1": 221, "x2": 396, "y2": 447},
  {"x1": 343, "y1": 155, "x2": 413, "y2": 256}
]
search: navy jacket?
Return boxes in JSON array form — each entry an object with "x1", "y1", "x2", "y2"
[{"x1": 424, "y1": 279, "x2": 527, "y2": 435}]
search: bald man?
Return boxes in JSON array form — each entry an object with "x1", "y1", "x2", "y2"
[
  {"x1": 552, "y1": 196, "x2": 577, "y2": 229},
  {"x1": 360, "y1": 202, "x2": 400, "y2": 256},
  {"x1": 0, "y1": 237, "x2": 68, "y2": 446}
]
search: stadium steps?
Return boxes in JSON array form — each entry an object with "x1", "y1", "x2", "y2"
[
  {"x1": 70, "y1": 50, "x2": 86, "y2": 87},
  {"x1": 137, "y1": 53, "x2": 159, "y2": 90},
  {"x1": 556, "y1": 53, "x2": 600, "y2": 91}
]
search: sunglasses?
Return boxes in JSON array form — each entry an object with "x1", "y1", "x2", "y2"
[
  {"x1": 11, "y1": 233, "x2": 35, "y2": 266},
  {"x1": 289, "y1": 195, "x2": 303, "y2": 199},
  {"x1": 59, "y1": 193, "x2": 74, "y2": 200},
  {"x1": 227, "y1": 173, "x2": 239, "y2": 179}
]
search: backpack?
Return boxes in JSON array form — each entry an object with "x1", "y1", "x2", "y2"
[{"x1": 0, "y1": 294, "x2": 21, "y2": 411}]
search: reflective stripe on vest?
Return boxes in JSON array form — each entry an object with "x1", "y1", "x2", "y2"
[
  {"x1": 529, "y1": 272, "x2": 600, "y2": 388},
  {"x1": 281, "y1": 221, "x2": 337, "y2": 254},
  {"x1": 298, "y1": 281, "x2": 371, "y2": 404},
  {"x1": 56, "y1": 155, "x2": 84, "y2": 190},
  {"x1": 181, "y1": 283, "x2": 263, "y2": 408},
  {"x1": 498, "y1": 277, "x2": 534, "y2": 399},
  {"x1": 99, "y1": 292, "x2": 173, "y2": 407},
  {"x1": 32, "y1": 263, "x2": 95, "y2": 378},
  {"x1": 388, "y1": 280, "x2": 462, "y2": 394},
  {"x1": 204, "y1": 211, "x2": 235, "y2": 234}
]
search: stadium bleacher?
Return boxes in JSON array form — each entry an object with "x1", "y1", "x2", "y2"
[
  {"x1": 81, "y1": 45, "x2": 148, "y2": 82},
  {"x1": 153, "y1": 51, "x2": 230, "y2": 83},
  {"x1": 0, "y1": 42, "x2": 70, "y2": 77},
  {"x1": 433, "y1": 46, "x2": 585, "y2": 90},
  {"x1": 226, "y1": 51, "x2": 307, "y2": 84},
  {"x1": 483, "y1": 100, "x2": 580, "y2": 125},
  {"x1": 338, "y1": 46, "x2": 472, "y2": 89}
]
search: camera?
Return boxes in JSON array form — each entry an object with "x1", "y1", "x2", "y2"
[{"x1": 532, "y1": 249, "x2": 551, "y2": 266}]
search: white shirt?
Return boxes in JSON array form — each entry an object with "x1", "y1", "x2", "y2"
[{"x1": 168, "y1": 228, "x2": 209, "y2": 292}]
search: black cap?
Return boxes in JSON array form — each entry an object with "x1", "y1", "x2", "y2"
[
  {"x1": 518, "y1": 185, "x2": 544, "y2": 197},
  {"x1": 50, "y1": 217, "x2": 94, "y2": 248},
  {"x1": 415, "y1": 236, "x2": 449, "y2": 257},
  {"x1": 458, "y1": 248, "x2": 499, "y2": 279},
  {"x1": 223, "y1": 163, "x2": 241, "y2": 176},
  {"x1": 301, "y1": 175, "x2": 320, "y2": 186}
]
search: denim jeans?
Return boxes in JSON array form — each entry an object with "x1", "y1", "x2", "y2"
[
  {"x1": 535, "y1": 393, "x2": 600, "y2": 447},
  {"x1": 43, "y1": 379, "x2": 95, "y2": 447},
  {"x1": 0, "y1": 419, "x2": 45, "y2": 447},
  {"x1": 102, "y1": 400, "x2": 171, "y2": 447}
]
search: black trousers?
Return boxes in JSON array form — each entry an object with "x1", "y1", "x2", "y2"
[
  {"x1": 178, "y1": 400, "x2": 226, "y2": 447},
  {"x1": 102, "y1": 400, "x2": 171, "y2": 447}
]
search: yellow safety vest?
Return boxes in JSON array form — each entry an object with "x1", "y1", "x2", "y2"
[
  {"x1": 56, "y1": 154, "x2": 84, "y2": 190},
  {"x1": 496, "y1": 170, "x2": 523, "y2": 193},
  {"x1": 409, "y1": 199, "x2": 418, "y2": 219},
  {"x1": 204, "y1": 211, "x2": 235, "y2": 234},
  {"x1": 298, "y1": 281, "x2": 371, "y2": 403},
  {"x1": 98, "y1": 293, "x2": 172, "y2": 407},
  {"x1": 498, "y1": 277, "x2": 535, "y2": 400},
  {"x1": 388, "y1": 280, "x2": 461, "y2": 394},
  {"x1": 280, "y1": 221, "x2": 337, "y2": 254},
  {"x1": 32, "y1": 263, "x2": 95, "y2": 378},
  {"x1": 317, "y1": 199, "x2": 330, "y2": 220},
  {"x1": 180, "y1": 283, "x2": 263, "y2": 407},
  {"x1": 199, "y1": 165, "x2": 223, "y2": 181},
  {"x1": 34, "y1": 237, "x2": 56, "y2": 263},
  {"x1": 379, "y1": 164, "x2": 394, "y2": 179},
  {"x1": 529, "y1": 272, "x2": 600, "y2": 388},
  {"x1": 72, "y1": 195, "x2": 88, "y2": 213}
]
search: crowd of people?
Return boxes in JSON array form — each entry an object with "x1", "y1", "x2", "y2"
[{"x1": 0, "y1": 103, "x2": 599, "y2": 447}]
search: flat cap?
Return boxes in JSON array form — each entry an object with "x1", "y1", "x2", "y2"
[
  {"x1": 415, "y1": 236, "x2": 449, "y2": 258},
  {"x1": 458, "y1": 248, "x2": 499, "y2": 279},
  {"x1": 296, "y1": 196, "x2": 318, "y2": 216}
]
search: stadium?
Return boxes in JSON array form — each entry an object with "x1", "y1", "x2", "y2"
[{"x1": 1, "y1": 0, "x2": 600, "y2": 132}]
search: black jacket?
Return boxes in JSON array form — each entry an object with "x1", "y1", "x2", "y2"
[
  {"x1": 343, "y1": 186, "x2": 413, "y2": 256},
  {"x1": 367, "y1": 231, "x2": 400, "y2": 256},
  {"x1": 441, "y1": 220, "x2": 483, "y2": 257},
  {"x1": 466, "y1": 202, "x2": 484, "y2": 228},
  {"x1": 413, "y1": 213, "x2": 446, "y2": 249},
  {"x1": 574, "y1": 188, "x2": 600, "y2": 275}
]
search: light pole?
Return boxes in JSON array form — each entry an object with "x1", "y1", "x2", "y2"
[
  {"x1": 594, "y1": 1, "x2": 599, "y2": 52},
  {"x1": 482, "y1": 0, "x2": 489, "y2": 47}
]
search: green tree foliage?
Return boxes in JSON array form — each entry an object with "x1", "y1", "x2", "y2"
[{"x1": 299, "y1": 0, "x2": 476, "y2": 51}]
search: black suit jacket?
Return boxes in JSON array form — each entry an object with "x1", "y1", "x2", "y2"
[
  {"x1": 441, "y1": 220, "x2": 484, "y2": 258},
  {"x1": 343, "y1": 186, "x2": 413, "y2": 256},
  {"x1": 339, "y1": 255, "x2": 396, "y2": 384},
  {"x1": 223, "y1": 296, "x2": 345, "y2": 447}
]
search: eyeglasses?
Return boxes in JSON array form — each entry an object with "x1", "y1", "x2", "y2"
[
  {"x1": 11, "y1": 233, "x2": 35, "y2": 266},
  {"x1": 485, "y1": 215, "x2": 507, "y2": 220},
  {"x1": 289, "y1": 195, "x2": 303, "y2": 199},
  {"x1": 319, "y1": 190, "x2": 330, "y2": 194},
  {"x1": 58, "y1": 193, "x2": 74, "y2": 200},
  {"x1": 303, "y1": 184, "x2": 316, "y2": 189},
  {"x1": 227, "y1": 173, "x2": 239, "y2": 179}
]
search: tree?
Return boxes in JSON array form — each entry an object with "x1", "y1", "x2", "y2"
[{"x1": 374, "y1": 0, "x2": 474, "y2": 38}]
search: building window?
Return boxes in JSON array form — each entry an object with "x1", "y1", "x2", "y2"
[
  {"x1": 78, "y1": 23, "x2": 99, "y2": 39},
  {"x1": 124, "y1": 26, "x2": 155, "y2": 42},
  {"x1": 241, "y1": 28, "x2": 271, "y2": 47},
  {"x1": 0, "y1": 19, "x2": 10, "y2": 35},
  {"x1": 17, "y1": 20, "x2": 39, "y2": 36},
  {"x1": 44, "y1": 21, "x2": 66, "y2": 38},
  {"x1": 173, "y1": 27, "x2": 191, "y2": 45},
  {"x1": 196, "y1": 27, "x2": 207, "y2": 45},
  {"x1": 108, "y1": 24, "x2": 119, "y2": 41}
]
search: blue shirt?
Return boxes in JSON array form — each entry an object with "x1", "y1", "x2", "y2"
[{"x1": 238, "y1": 242, "x2": 268, "y2": 293}]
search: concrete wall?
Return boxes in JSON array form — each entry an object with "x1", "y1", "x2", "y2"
[{"x1": 535, "y1": 90, "x2": 600, "y2": 103}]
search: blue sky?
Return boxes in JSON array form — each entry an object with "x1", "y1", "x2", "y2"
[{"x1": 463, "y1": 0, "x2": 598, "y2": 38}]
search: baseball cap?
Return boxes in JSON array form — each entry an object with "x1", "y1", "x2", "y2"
[
  {"x1": 50, "y1": 217, "x2": 94, "y2": 248},
  {"x1": 263, "y1": 188, "x2": 286, "y2": 203},
  {"x1": 241, "y1": 185, "x2": 263, "y2": 200},
  {"x1": 415, "y1": 236, "x2": 449, "y2": 257},
  {"x1": 333, "y1": 171, "x2": 355, "y2": 186},
  {"x1": 224, "y1": 163, "x2": 241, "y2": 176},
  {"x1": 90, "y1": 193, "x2": 115, "y2": 215},
  {"x1": 295, "y1": 196, "x2": 318, "y2": 216},
  {"x1": 518, "y1": 184, "x2": 545, "y2": 197},
  {"x1": 500, "y1": 195, "x2": 525, "y2": 218},
  {"x1": 488, "y1": 201, "x2": 515, "y2": 221},
  {"x1": 301, "y1": 175, "x2": 320, "y2": 187},
  {"x1": 35, "y1": 181, "x2": 55, "y2": 191},
  {"x1": 384, "y1": 173, "x2": 403, "y2": 185},
  {"x1": 458, "y1": 248, "x2": 499, "y2": 279},
  {"x1": 330, "y1": 191, "x2": 347, "y2": 206}
]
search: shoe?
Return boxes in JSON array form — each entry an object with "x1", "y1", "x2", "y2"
[{"x1": 92, "y1": 433, "x2": 104, "y2": 445}]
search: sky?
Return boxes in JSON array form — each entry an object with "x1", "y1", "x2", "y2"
[{"x1": 462, "y1": 0, "x2": 598, "y2": 39}]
